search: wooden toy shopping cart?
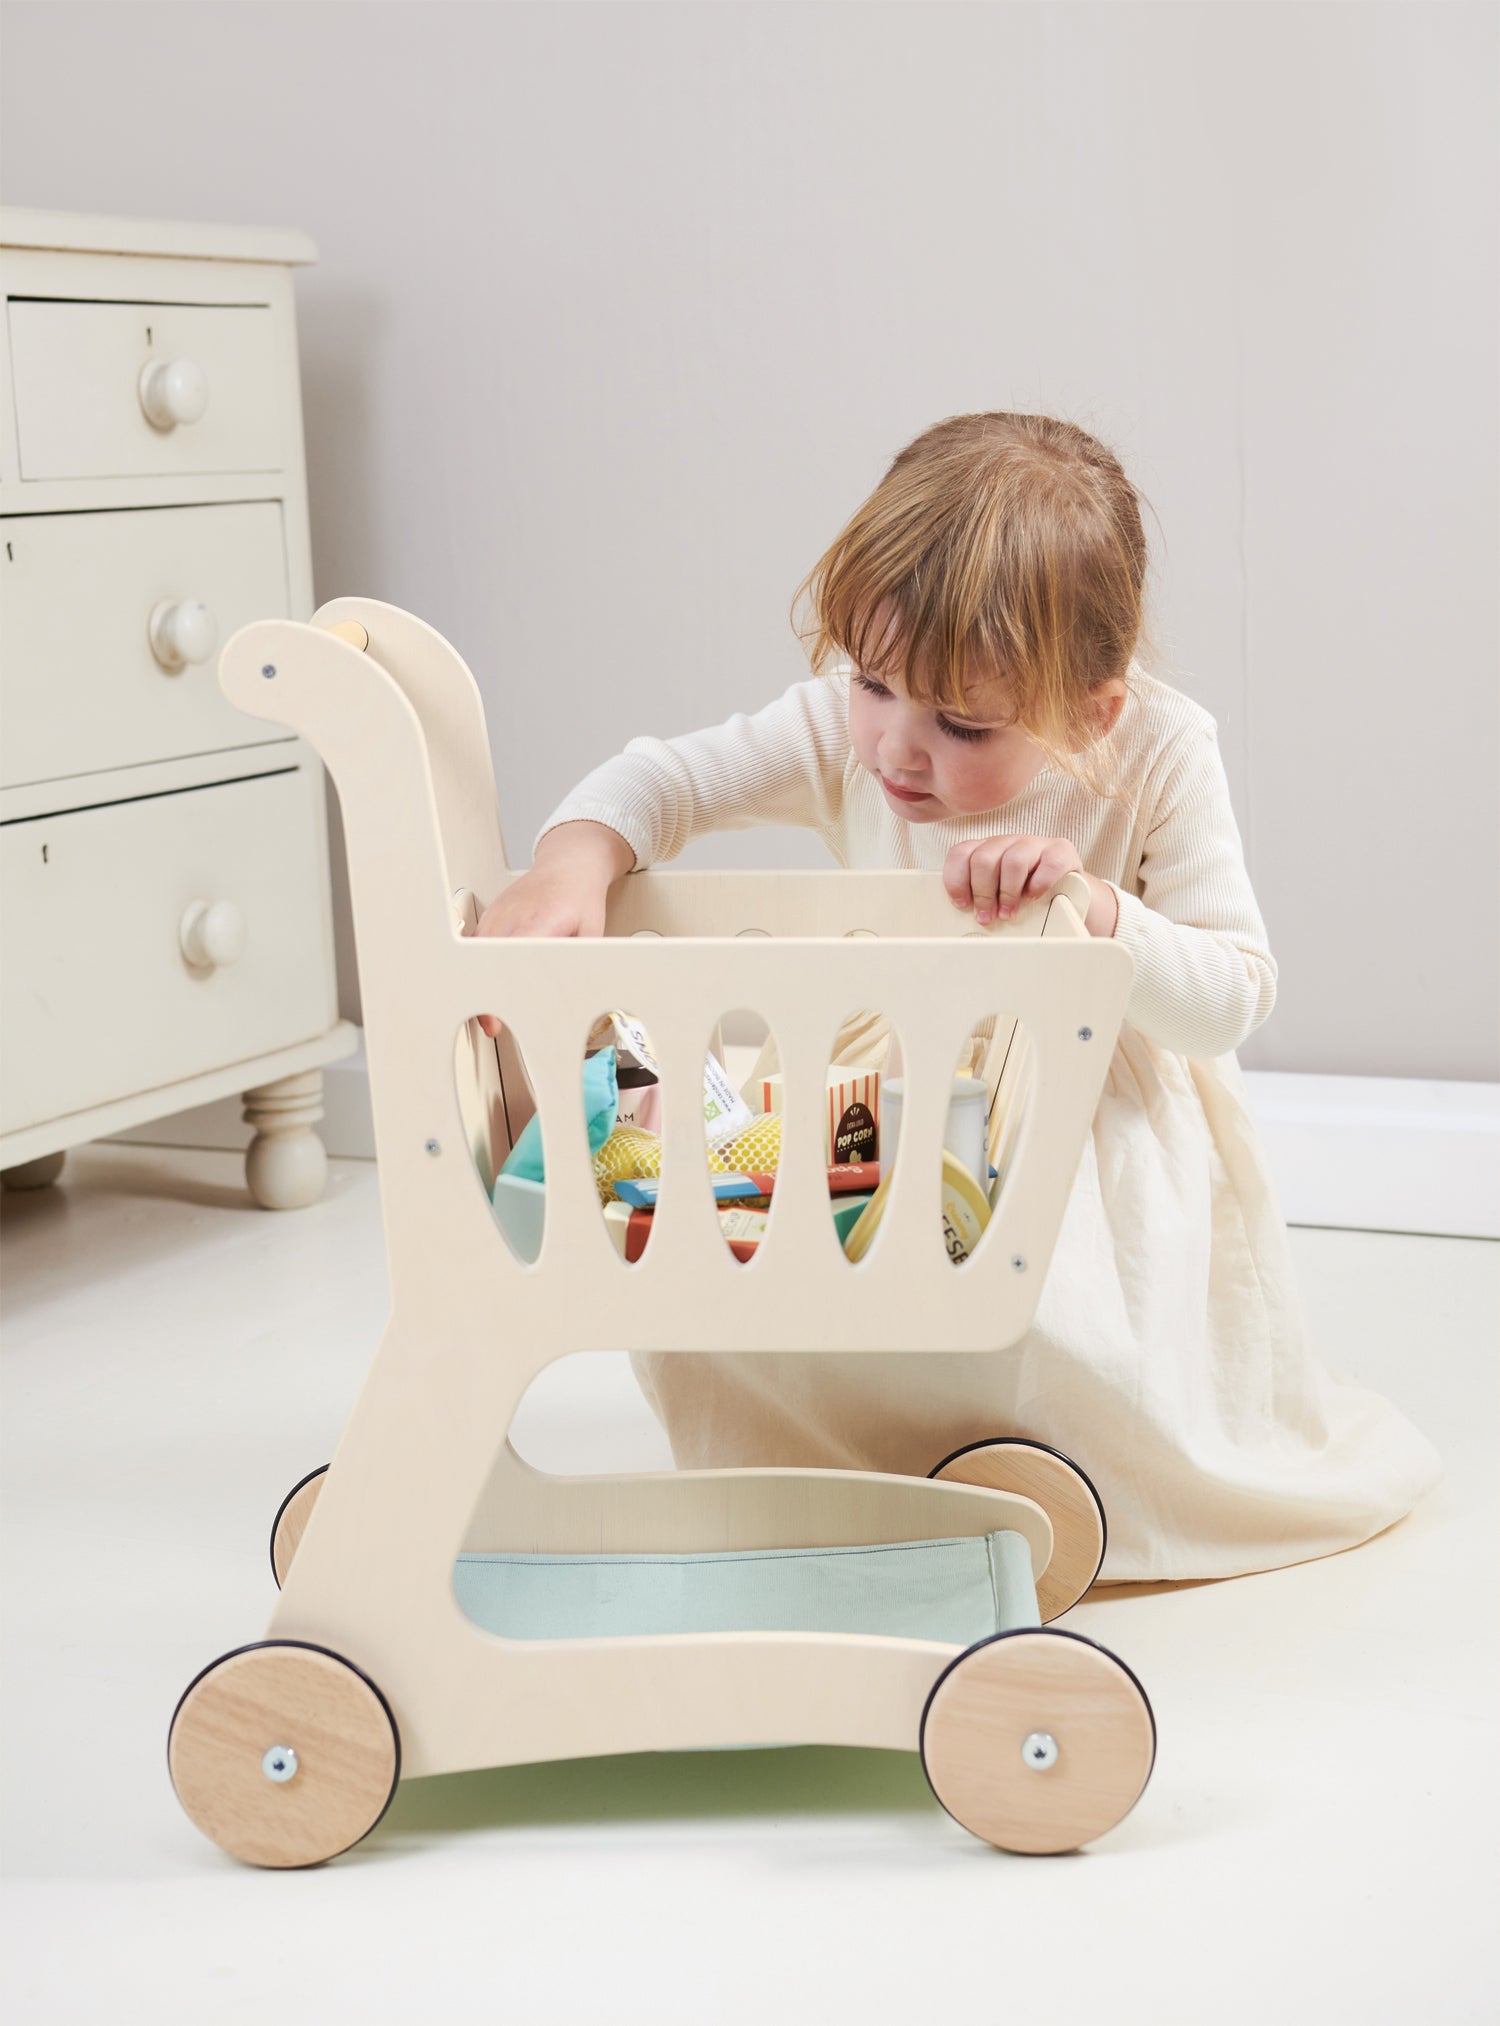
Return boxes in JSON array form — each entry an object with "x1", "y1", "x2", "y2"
[{"x1": 167, "y1": 601, "x2": 1155, "y2": 1867}]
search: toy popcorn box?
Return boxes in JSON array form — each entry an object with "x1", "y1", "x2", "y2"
[{"x1": 756, "y1": 1065, "x2": 880, "y2": 1168}]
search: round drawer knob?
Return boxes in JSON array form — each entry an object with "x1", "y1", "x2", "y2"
[
  {"x1": 139, "y1": 356, "x2": 209, "y2": 430},
  {"x1": 149, "y1": 599, "x2": 218, "y2": 672},
  {"x1": 179, "y1": 900, "x2": 245, "y2": 971}
]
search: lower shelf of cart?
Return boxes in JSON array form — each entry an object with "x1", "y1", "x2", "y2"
[{"x1": 453, "y1": 1526, "x2": 1039, "y2": 1644}]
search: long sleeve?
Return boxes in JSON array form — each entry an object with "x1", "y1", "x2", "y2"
[
  {"x1": 534, "y1": 675, "x2": 852, "y2": 868},
  {"x1": 1106, "y1": 724, "x2": 1277, "y2": 1057}
]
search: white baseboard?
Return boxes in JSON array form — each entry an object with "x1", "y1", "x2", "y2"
[
  {"x1": 1237, "y1": 1071, "x2": 1497, "y2": 1240},
  {"x1": 108, "y1": 1037, "x2": 1498, "y2": 1240}
]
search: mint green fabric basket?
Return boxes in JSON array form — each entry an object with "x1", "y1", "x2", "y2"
[{"x1": 453, "y1": 1527, "x2": 1040, "y2": 1646}]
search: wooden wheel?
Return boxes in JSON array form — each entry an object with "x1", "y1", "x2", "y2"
[
  {"x1": 920, "y1": 1628, "x2": 1155, "y2": 1855},
  {"x1": 169, "y1": 1641, "x2": 400, "y2": 1868},
  {"x1": 929, "y1": 1437, "x2": 1106, "y2": 1620},
  {"x1": 270, "y1": 1465, "x2": 328, "y2": 1588}
]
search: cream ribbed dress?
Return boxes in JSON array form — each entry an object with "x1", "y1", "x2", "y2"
[{"x1": 538, "y1": 666, "x2": 1443, "y2": 1581}]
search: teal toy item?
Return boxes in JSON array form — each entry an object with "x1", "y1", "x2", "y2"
[{"x1": 497, "y1": 1044, "x2": 619, "y2": 1185}]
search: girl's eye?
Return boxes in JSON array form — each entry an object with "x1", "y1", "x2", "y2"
[
  {"x1": 853, "y1": 672, "x2": 888, "y2": 699},
  {"x1": 938, "y1": 716, "x2": 990, "y2": 745}
]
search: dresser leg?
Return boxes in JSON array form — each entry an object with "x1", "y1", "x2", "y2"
[
  {"x1": 1, "y1": 1150, "x2": 67, "y2": 1191},
  {"x1": 242, "y1": 1070, "x2": 329, "y2": 1210}
]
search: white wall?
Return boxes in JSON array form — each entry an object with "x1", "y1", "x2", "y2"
[{"x1": 4, "y1": 1, "x2": 1495, "y2": 1078}]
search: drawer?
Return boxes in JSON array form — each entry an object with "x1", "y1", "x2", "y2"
[
  {"x1": 1, "y1": 502, "x2": 291, "y2": 788},
  {"x1": 1, "y1": 769, "x2": 335, "y2": 1135},
  {"x1": 8, "y1": 299, "x2": 284, "y2": 480}
]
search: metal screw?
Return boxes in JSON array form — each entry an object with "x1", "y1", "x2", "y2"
[
  {"x1": 425, "y1": 1138, "x2": 441, "y2": 1156},
  {"x1": 261, "y1": 664, "x2": 277, "y2": 679},
  {"x1": 1011, "y1": 1255, "x2": 1028, "y2": 1273},
  {"x1": 1077, "y1": 1026, "x2": 1093, "y2": 1042},
  {"x1": 1021, "y1": 1731, "x2": 1059, "y2": 1772},
  {"x1": 261, "y1": 1744, "x2": 298, "y2": 1783}
]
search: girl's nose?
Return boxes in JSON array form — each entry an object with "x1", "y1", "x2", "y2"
[{"x1": 880, "y1": 713, "x2": 927, "y2": 774}]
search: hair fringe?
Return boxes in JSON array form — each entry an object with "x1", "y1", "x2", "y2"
[{"x1": 791, "y1": 412, "x2": 1164, "y2": 802}]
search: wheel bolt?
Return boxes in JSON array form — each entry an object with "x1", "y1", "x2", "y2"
[
  {"x1": 1021, "y1": 1731, "x2": 1059, "y2": 1771},
  {"x1": 261, "y1": 1744, "x2": 299, "y2": 1783}
]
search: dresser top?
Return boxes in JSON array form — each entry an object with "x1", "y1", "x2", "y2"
[{"x1": 0, "y1": 208, "x2": 317, "y2": 266}]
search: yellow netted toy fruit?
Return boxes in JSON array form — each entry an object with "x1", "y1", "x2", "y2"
[
  {"x1": 593, "y1": 1126, "x2": 732, "y2": 1204},
  {"x1": 717, "y1": 1113, "x2": 784, "y2": 1175}
]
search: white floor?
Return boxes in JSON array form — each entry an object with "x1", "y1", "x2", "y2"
[{"x1": 1, "y1": 1143, "x2": 1496, "y2": 2026}]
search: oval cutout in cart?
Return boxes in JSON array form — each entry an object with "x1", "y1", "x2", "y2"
[
  {"x1": 589, "y1": 1008, "x2": 670, "y2": 1266},
  {"x1": 482, "y1": 1011, "x2": 660, "y2": 1268},
  {"x1": 595, "y1": 1009, "x2": 767, "y2": 1267},
  {"x1": 967, "y1": 1010, "x2": 1036, "y2": 1241},
  {"x1": 452, "y1": 890, "x2": 547, "y2": 1264},
  {"x1": 849, "y1": 1013, "x2": 1035, "y2": 1269},
  {"x1": 757, "y1": 1007, "x2": 894, "y2": 1267},
  {"x1": 702, "y1": 1010, "x2": 777, "y2": 1266},
  {"x1": 455, "y1": 1011, "x2": 545, "y2": 1265}
]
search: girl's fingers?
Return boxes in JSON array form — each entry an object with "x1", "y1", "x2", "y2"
[
  {"x1": 997, "y1": 846, "x2": 1039, "y2": 918},
  {"x1": 968, "y1": 839, "x2": 1036, "y2": 923},
  {"x1": 969, "y1": 839, "x2": 1013, "y2": 924},
  {"x1": 942, "y1": 842, "x2": 977, "y2": 909},
  {"x1": 1012, "y1": 846, "x2": 1077, "y2": 912}
]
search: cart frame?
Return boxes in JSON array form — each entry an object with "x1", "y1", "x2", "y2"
[{"x1": 169, "y1": 600, "x2": 1152, "y2": 1863}]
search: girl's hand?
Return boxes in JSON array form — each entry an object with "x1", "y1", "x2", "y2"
[
  {"x1": 943, "y1": 833, "x2": 1086, "y2": 927},
  {"x1": 471, "y1": 821, "x2": 634, "y2": 1037},
  {"x1": 474, "y1": 863, "x2": 608, "y2": 941}
]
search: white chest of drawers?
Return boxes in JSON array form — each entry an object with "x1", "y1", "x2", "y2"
[{"x1": 0, "y1": 209, "x2": 357, "y2": 1209}]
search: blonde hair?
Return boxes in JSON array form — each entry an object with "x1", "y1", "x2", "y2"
[{"x1": 794, "y1": 412, "x2": 1159, "y2": 796}]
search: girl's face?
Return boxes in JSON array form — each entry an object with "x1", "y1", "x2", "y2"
[{"x1": 847, "y1": 666, "x2": 1053, "y2": 822}]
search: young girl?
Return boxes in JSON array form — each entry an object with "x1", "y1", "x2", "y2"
[{"x1": 478, "y1": 410, "x2": 1442, "y2": 1584}]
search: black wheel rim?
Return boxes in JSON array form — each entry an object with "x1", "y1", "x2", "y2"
[{"x1": 268, "y1": 1464, "x2": 329, "y2": 1587}]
